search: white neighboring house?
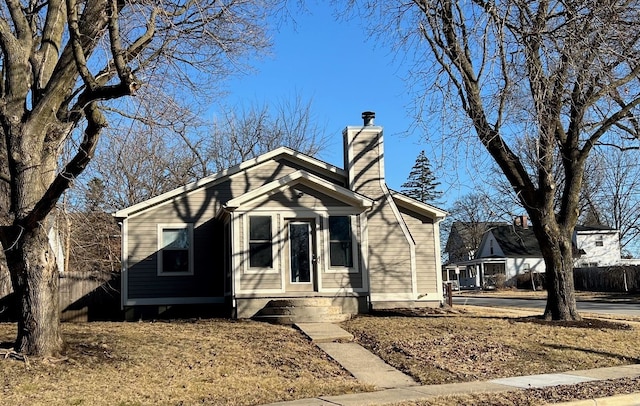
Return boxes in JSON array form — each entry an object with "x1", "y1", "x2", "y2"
[
  {"x1": 449, "y1": 216, "x2": 625, "y2": 288},
  {"x1": 470, "y1": 217, "x2": 546, "y2": 287},
  {"x1": 573, "y1": 225, "x2": 621, "y2": 267}
]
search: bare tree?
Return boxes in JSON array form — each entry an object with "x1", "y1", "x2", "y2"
[
  {"x1": 0, "y1": 0, "x2": 281, "y2": 356},
  {"x1": 444, "y1": 192, "x2": 509, "y2": 263},
  {"x1": 582, "y1": 145, "x2": 640, "y2": 257},
  {"x1": 83, "y1": 93, "x2": 328, "y2": 210},
  {"x1": 64, "y1": 178, "x2": 120, "y2": 278},
  {"x1": 90, "y1": 126, "x2": 203, "y2": 210},
  {"x1": 351, "y1": 1, "x2": 640, "y2": 320},
  {"x1": 206, "y1": 96, "x2": 328, "y2": 171}
]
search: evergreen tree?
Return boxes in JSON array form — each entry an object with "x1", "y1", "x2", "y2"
[{"x1": 401, "y1": 151, "x2": 441, "y2": 203}]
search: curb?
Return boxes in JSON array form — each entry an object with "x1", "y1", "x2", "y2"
[{"x1": 551, "y1": 393, "x2": 640, "y2": 405}]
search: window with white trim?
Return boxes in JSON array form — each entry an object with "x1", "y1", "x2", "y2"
[
  {"x1": 158, "y1": 224, "x2": 193, "y2": 275},
  {"x1": 249, "y1": 216, "x2": 273, "y2": 268},
  {"x1": 329, "y1": 216, "x2": 353, "y2": 267},
  {"x1": 595, "y1": 235, "x2": 604, "y2": 247}
]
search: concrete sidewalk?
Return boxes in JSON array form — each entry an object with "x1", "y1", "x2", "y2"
[{"x1": 262, "y1": 322, "x2": 640, "y2": 406}]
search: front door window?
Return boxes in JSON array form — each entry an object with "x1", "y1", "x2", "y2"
[{"x1": 289, "y1": 222, "x2": 312, "y2": 283}]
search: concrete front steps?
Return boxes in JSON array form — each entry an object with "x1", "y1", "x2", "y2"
[{"x1": 253, "y1": 298, "x2": 351, "y2": 324}]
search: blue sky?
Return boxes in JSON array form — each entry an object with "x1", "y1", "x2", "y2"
[{"x1": 221, "y1": 2, "x2": 465, "y2": 208}]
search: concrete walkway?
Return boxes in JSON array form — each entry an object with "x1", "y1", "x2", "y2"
[{"x1": 262, "y1": 323, "x2": 640, "y2": 406}]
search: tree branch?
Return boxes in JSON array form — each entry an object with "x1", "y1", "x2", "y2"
[
  {"x1": 66, "y1": 0, "x2": 98, "y2": 91},
  {"x1": 5, "y1": 0, "x2": 30, "y2": 41},
  {"x1": 0, "y1": 16, "x2": 18, "y2": 52},
  {"x1": 34, "y1": 0, "x2": 67, "y2": 96},
  {"x1": 20, "y1": 103, "x2": 106, "y2": 230},
  {"x1": 107, "y1": 0, "x2": 136, "y2": 88},
  {"x1": 438, "y1": 0, "x2": 537, "y2": 207},
  {"x1": 596, "y1": 142, "x2": 640, "y2": 151}
]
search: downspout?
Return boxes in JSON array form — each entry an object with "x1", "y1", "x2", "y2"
[
  {"x1": 433, "y1": 216, "x2": 445, "y2": 304},
  {"x1": 228, "y1": 210, "x2": 237, "y2": 318}
]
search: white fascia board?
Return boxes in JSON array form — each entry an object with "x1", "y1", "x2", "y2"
[
  {"x1": 576, "y1": 229, "x2": 619, "y2": 235},
  {"x1": 389, "y1": 190, "x2": 448, "y2": 219},
  {"x1": 224, "y1": 170, "x2": 373, "y2": 211},
  {"x1": 113, "y1": 147, "x2": 346, "y2": 219}
]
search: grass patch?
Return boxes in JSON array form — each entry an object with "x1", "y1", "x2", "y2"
[
  {"x1": 0, "y1": 319, "x2": 370, "y2": 405},
  {"x1": 341, "y1": 308, "x2": 640, "y2": 385}
]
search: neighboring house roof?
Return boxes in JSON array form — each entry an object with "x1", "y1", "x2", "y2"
[
  {"x1": 486, "y1": 225, "x2": 542, "y2": 257},
  {"x1": 113, "y1": 147, "x2": 346, "y2": 219},
  {"x1": 445, "y1": 221, "x2": 508, "y2": 254},
  {"x1": 480, "y1": 224, "x2": 594, "y2": 259}
]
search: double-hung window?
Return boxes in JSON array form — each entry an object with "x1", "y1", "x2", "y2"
[
  {"x1": 249, "y1": 216, "x2": 273, "y2": 268},
  {"x1": 329, "y1": 216, "x2": 353, "y2": 268},
  {"x1": 595, "y1": 235, "x2": 604, "y2": 247},
  {"x1": 158, "y1": 224, "x2": 193, "y2": 275}
]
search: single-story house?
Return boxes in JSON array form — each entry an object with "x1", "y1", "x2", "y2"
[{"x1": 114, "y1": 112, "x2": 447, "y2": 321}]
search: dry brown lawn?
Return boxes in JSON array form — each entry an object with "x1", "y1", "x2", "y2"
[
  {"x1": 0, "y1": 319, "x2": 370, "y2": 406},
  {"x1": 342, "y1": 307, "x2": 640, "y2": 384},
  {"x1": 390, "y1": 377, "x2": 640, "y2": 406},
  {"x1": 1, "y1": 307, "x2": 639, "y2": 406}
]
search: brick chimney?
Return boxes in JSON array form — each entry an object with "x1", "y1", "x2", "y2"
[{"x1": 514, "y1": 215, "x2": 528, "y2": 229}]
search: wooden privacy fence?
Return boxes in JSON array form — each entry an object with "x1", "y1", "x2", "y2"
[
  {"x1": 573, "y1": 266, "x2": 640, "y2": 292},
  {"x1": 59, "y1": 271, "x2": 122, "y2": 322}
]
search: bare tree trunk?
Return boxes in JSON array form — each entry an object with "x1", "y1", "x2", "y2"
[
  {"x1": 5, "y1": 227, "x2": 62, "y2": 355},
  {"x1": 534, "y1": 224, "x2": 581, "y2": 321}
]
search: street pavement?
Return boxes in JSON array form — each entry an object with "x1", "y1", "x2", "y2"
[{"x1": 453, "y1": 295, "x2": 640, "y2": 317}]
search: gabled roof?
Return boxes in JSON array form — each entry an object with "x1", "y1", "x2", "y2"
[
  {"x1": 486, "y1": 225, "x2": 542, "y2": 257},
  {"x1": 113, "y1": 147, "x2": 346, "y2": 219},
  {"x1": 479, "y1": 224, "x2": 588, "y2": 259},
  {"x1": 446, "y1": 221, "x2": 508, "y2": 253},
  {"x1": 223, "y1": 170, "x2": 373, "y2": 211},
  {"x1": 389, "y1": 190, "x2": 448, "y2": 220}
]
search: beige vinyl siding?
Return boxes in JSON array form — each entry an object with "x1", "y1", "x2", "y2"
[
  {"x1": 237, "y1": 214, "x2": 284, "y2": 292},
  {"x1": 320, "y1": 215, "x2": 364, "y2": 290},
  {"x1": 347, "y1": 132, "x2": 384, "y2": 200},
  {"x1": 321, "y1": 272, "x2": 364, "y2": 289},
  {"x1": 398, "y1": 207, "x2": 438, "y2": 295},
  {"x1": 127, "y1": 217, "x2": 221, "y2": 298},
  {"x1": 346, "y1": 127, "x2": 413, "y2": 297},
  {"x1": 126, "y1": 185, "x2": 224, "y2": 299},
  {"x1": 260, "y1": 184, "x2": 345, "y2": 209},
  {"x1": 239, "y1": 273, "x2": 282, "y2": 290},
  {"x1": 229, "y1": 158, "x2": 346, "y2": 196},
  {"x1": 367, "y1": 201, "x2": 413, "y2": 295}
]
